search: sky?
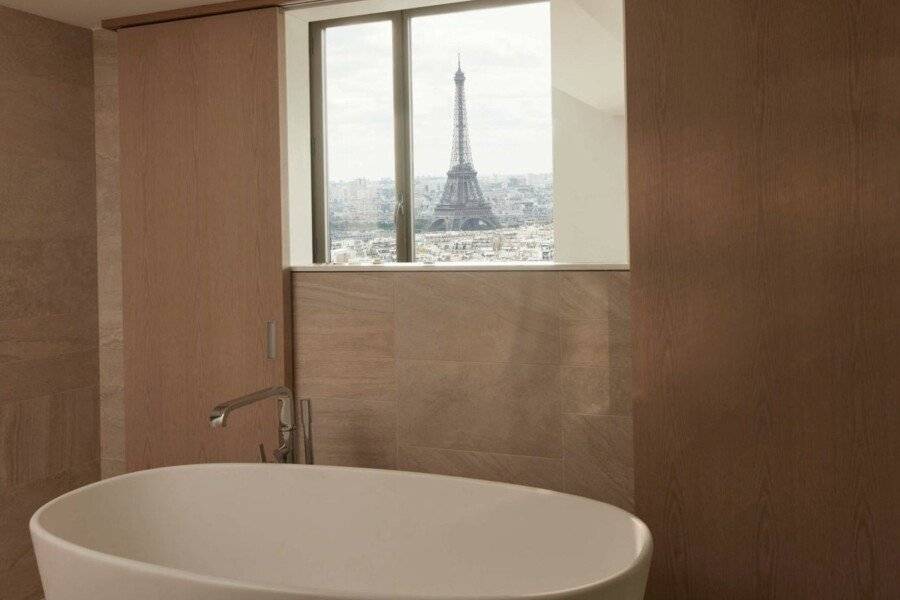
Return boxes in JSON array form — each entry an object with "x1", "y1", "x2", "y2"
[{"x1": 324, "y1": 2, "x2": 552, "y2": 181}]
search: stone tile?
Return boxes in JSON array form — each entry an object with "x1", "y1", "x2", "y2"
[
  {"x1": 398, "y1": 360, "x2": 562, "y2": 458},
  {"x1": 0, "y1": 395, "x2": 49, "y2": 486},
  {"x1": 96, "y1": 259, "x2": 122, "y2": 319},
  {"x1": 98, "y1": 310, "x2": 123, "y2": 349},
  {"x1": 95, "y1": 157, "x2": 120, "y2": 273},
  {"x1": 0, "y1": 386, "x2": 98, "y2": 487},
  {"x1": 399, "y1": 445, "x2": 564, "y2": 492},
  {"x1": 0, "y1": 237, "x2": 98, "y2": 322},
  {"x1": 0, "y1": 75, "x2": 94, "y2": 163},
  {"x1": 560, "y1": 318, "x2": 609, "y2": 366},
  {"x1": 607, "y1": 272, "x2": 631, "y2": 415},
  {"x1": 293, "y1": 272, "x2": 394, "y2": 314},
  {"x1": 310, "y1": 398, "x2": 397, "y2": 469},
  {"x1": 92, "y1": 29, "x2": 118, "y2": 88},
  {"x1": 94, "y1": 25, "x2": 123, "y2": 490},
  {"x1": 58, "y1": 386, "x2": 99, "y2": 470},
  {"x1": 395, "y1": 273, "x2": 469, "y2": 362},
  {"x1": 0, "y1": 153, "x2": 95, "y2": 241},
  {"x1": 93, "y1": 84, "x2": 119, "y2": 161},
  {"x1": 0, "y1": 545, "x2": 40, "y2": 600},
  {"x1": 0, "y1": 462, "x2": 98, "y2": 597},
  {"x1": 395, "y1": 272, "x2": 560, "y2": 364},
  {"x1": 559, "y1": 271, "x2": 611, "y2": 319},
  {"x1": 0, "y1": 6, "x2": 93, "y2": 87},
  {"x1": 464, "y1": 272, "x2": 560, "y2": 315},
  {"x1": 100, "y1": 458, "x2": 126, "y2": 479},
  {"x1": 95, "y1": 153, "x2": 120, "y2": 213},
  {"x1": 99, "y1": 383, "x2": 124, "y2": 463},
  {"x1": 290, "y1": 271, "x2": 632, "y2": 512},
  {"x1": 560, "y1": 366, "x2": 611, "y2": 415},
  {"x1": 295, "y1": 311, "x2": 394, "y2": 361},
  {"x1": 563, "y1": 414, "x2": 633, "y2": 510},
  {"x1": 1, "y1": 12, "x2": 97, "y2": 597},
  {"x1": 458, "y1": 272, "x2": 560, "y2": 364},
  {"x1": 96, "y1": 171, "x2": 122, "y2": 323},
  {"x1": 297, "y1": 358, "x2": 396, "y2": 402},
  {"x1": 0, "y1": 351, "x2": 98, "y2": 405},
  {"x1": 98, "y1": 344, "x2": 123, "y2": 389},
  {"x1": 293, "y1": 274, "x2": 395, "y2": 361},
  {"x1": 462, "y1": 314, "x2": 559, "y2": 364},
  {"x1": 0, "y1": 313, "x2": 97, "y2": 366}
]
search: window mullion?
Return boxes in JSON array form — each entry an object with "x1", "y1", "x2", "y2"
[
  {"x1": 309, "y1": 24, "x2": 328, "y2": 263},
  {"x1": 392, "y1": 11, "x2": 414, "y2": 262}
]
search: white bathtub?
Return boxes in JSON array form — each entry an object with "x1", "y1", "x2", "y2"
[{"x1": 31, "y1": 464, "x2": 652, "y2": 600}]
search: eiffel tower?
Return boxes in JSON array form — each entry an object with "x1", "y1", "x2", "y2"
[{"x1": 429, "y1": 57, "x2": 499, "y2": 231}]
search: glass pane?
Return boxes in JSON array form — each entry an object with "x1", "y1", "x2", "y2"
[
  {"x1": 324, "y1": 21, "x2": 396, "y2": 264},
  {"x1": 411, "y1": 2, "x2": 553, "y2": 263}
]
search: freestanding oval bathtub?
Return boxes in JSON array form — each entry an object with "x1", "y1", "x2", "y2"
[{"x1": 31, "y1": 464, "x2": 652, "y2": 600}]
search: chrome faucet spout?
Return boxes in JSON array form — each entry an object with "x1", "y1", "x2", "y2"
[
  {"x1": 209, "y1": 407, "x2": 228, "y2": 428},
  {"x1": 208, "y1": 386, "x2": 312, "y2": 464}
]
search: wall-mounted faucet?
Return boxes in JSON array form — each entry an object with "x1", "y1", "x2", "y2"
[{"x1": 209, "y1": 386, "x2": 313, "y2": 464}]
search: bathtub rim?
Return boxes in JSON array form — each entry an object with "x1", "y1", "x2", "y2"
[{"x1": 30, "y1": 463, "x2": 653, "y2": 600}]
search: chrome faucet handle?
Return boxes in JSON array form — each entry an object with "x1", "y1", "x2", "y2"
[
  {"x1": 258, "y1": 443, "x2": 268, "y2": 463},
  {"x1": 272, "y1": 442, "x2": 291, "y2": 464},
  {"x1": 299, "y1": 397, "x2": 314, "y2": 465},
  {"x1": 209, "y1": 386, "x2": 298, "y2": 464}
]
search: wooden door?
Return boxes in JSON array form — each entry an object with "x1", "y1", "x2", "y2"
[
  {"x1": 119, "y1": 8, "x2": 289, "y2": 469},
  {"x1": 627, "y1": 1, "x2": 899, "y2": 598}
]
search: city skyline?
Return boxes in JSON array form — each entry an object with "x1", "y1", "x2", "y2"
[
  {"x1": 325, "y1": 169, "x2": 553, "y2": 184},
  {"x1": 324, "y1": 1, "x2": 552, "y2": 181},
  {"x1": 327, "y1": 172, "x2": 554, "y2": 263},
  {"x1": 323, "y1": 1, "x2": 554, "y2": 264}
]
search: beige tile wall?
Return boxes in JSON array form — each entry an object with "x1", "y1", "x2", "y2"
[
  {"x1": 293, "y1": 270, "x2": 633, "y2": 510},
  {"x1": 0, "y1": 6, "x2": 99, "y2": 598},
  {"x1": 92, "y1": 29, "x2": 125, "y2": 479}
]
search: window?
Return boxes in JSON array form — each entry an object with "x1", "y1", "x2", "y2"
[
  {"x1": 290, "y1": 0, "x2": 628, "y2": 266},
  {"x1": 310, "y1": 0, "x2": 553, "y2": 264},
  {"x1": 317, "y1": 19, "x2": 397, "y2": 263}
]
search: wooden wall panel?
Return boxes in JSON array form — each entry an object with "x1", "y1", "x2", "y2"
[
  {"x1": 119, "y1": 9, "x2": 288, "y2": 470},
  {"x1": 292, "y1": 270, "x2": 634, "y2": 510},
  {"x1": 0, "y1": 6, "x2": 99, "y2": 598},
  {"x1": 627, "y1": 1, "x2": 899, "y2": 598}
]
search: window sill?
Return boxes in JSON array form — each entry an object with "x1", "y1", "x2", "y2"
[{"x1": 289, "y1": 262, "x2": 629, "y2": 272}]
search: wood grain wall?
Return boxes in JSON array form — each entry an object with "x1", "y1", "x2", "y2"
[
  {"x1": 0, "y1": 6, "x2": 99, "y2": 599},
  {"x1": 119, "y1": 9, "x2": 289, "y2": 470},
  {"x1": 626, "y1": 1, "x2": 900, "y2": 598},
  {"x1": 292, "y1": 270, "x2": 635, "y2": 510}
]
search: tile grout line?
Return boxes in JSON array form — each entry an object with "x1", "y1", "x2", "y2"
[
  {"x1": 392, "y1": 357, "x2": 608, "y2": 368},
  {"x1": 402, "y1": 443, "x2": 563, "y2": 464},
  {"x1": 0, "y1": 308, "x2": 105, "y2": 327},
  {"x1": 393, "y1": 275, "x2": 400, "y2": 470},
  {"x1": 296, "y1": 356, "x2": 610, "y2": 369},
  {"x1": 556, "y1": 274, "x2": 566, "y2": 493},
  {"x1": 0, "y1": 381, "x2": 100, "y2": 408},
  {"x1": 0, "y1": 347, "x2": 100, "y2": 371},
  {"x1": 293, "y1": 272, "x2": 623, "y2": 482}
]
